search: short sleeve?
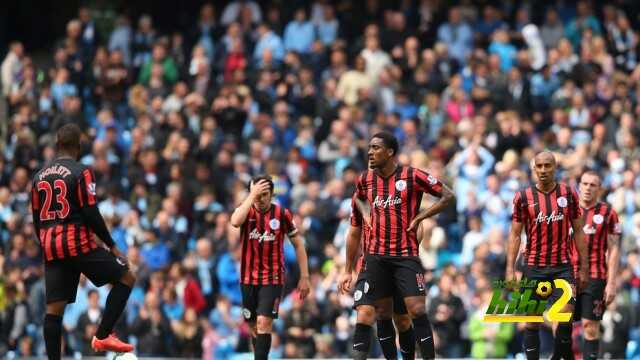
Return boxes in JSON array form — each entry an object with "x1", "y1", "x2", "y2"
[
  {"x1": 512, "y1": 191, "x2": 523, "y2": 223},
  {"x1": 569, "y1": 188, "x2": 582, "y2": 220},
  {"x1": 355, "y1": 173, "x2": 366, "y2": 199},
  {"x1": 608, "y1": 209, "x2": 622, "y2": 235},
  {"x1": 350, "y1": 195, "x2": 363, "y2": 227},
  {"x1": 284, "y1": 208, "x2": 298, "y2": 237},
  {"x1": 77, "y1": 167, "x2": 98, "y2": 207},
  {"x1": 413, "y1": 169, "x2": 443, "y2": 197}
]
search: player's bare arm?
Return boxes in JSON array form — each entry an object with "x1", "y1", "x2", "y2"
[
  {"x1": 571, "y1": 216, "x2": 589, "y2": 290},
  {"x1": 354, "y1": 197, "x2": 372, "y2": 228},
  {"x1": 506, "y1": 220, "x2": 523, "y2": 284},
  {"x1": 407, "y1": 182, "x2": 454, "y2": 232},
  {"x1": 605, "y1": 233, "x2": 621, "y2": 305},
  {"x1": 230, "y1": 180, "x2": 271, "y2": 227},
  {"x1": 289, "y1": 232, "x2": 311, "y2": 300},
  {"x1": 339, "y1": 225, "x2": 362, "y2": 294}
]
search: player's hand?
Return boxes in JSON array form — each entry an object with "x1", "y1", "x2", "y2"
[
  {"x1": 249, "y1": 180, "x2": 271, "y2": 199},
  {"x1": 297, "y1": 276, "x2": 311, "y2": 300},
  {"x1": 604, "y1": 283, "x2": 616, "y2": 306},
  {"x1": 110, "y1": 247, "x2": 128, "y2": 266},
  {"x1": 505, "y1": 268, "x2": 516, "y2": 290},
  {"x1": 338, "y1": 270, "x2": 354, "y2": 294},
  {"x1": 579, "y1": 268, "x2": 589, "y2": 291},
  {"x1": 407, "y1": 218, "x2": 421, "y2": 233}
]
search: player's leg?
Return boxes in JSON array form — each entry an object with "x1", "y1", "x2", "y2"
[
  {"x1": 394, "y1": 258, "x2": 433, "y2": 359},
  {"x1": 375, "y1": 297, "x2": 398, "y2": 359},
  {"x1": 241, "y1": 285, "x2": 259, "y2": 349},
  {"x1": 393, "y1": 293, "x2": 415, "y2": 360},
  {"x1": 354, "y1": 255, "x2": 393, "y2": 360},
  {"x1": 550, "y1": 266, "x2": 576, "y2": 360},
  {"x1": 44, "y1": 260, "x2": 79, "y2": 360},
  {"x1": 254, "y1": 285, "x2": 283, "y2": 360},
  {"x1": 580, "y1": 279, "x2": 606, "y2": 360},
  {"x1": 523, "y1": 323, "x2": 541, "y2": 360},
  {"x1": 75, "y1": 248, "x2": 134, "y2": 352},
  {"x1": 352, "y1": 275, "x2": 381, "y2": 357}
]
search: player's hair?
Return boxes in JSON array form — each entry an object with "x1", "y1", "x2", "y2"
[
  {"x1": 56, "y1": 123, "x2": 82, "y2": 152},
  {"x1": 250, "y1": 174, "x2": 274, "y2": 194},
  {"x1": 371, "y1": 131, "x2": 399, "y2": 156},
  {"x1": 581, "y1": 169, "x2": 602, "y2": 185}
]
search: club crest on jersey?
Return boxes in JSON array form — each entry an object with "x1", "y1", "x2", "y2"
[
  {"x1": 269, "y1": 219, "x2": 280, "y2": 230},
  {"x1": 427, "y1": 174, "x2": 438, "y2": 185},
  {"x1": 364, "y1": 281, "x2": 370, "y2": 293},
  {"x1": 395, "y1": 180, "x2": 407, "y2": 191},
  {"x1": 535, "y1": 211, "x2": 564, "y2": 224},
  {"x1": 88, "y1": 182, "x2": 97, "y2": 196},
  {"x1": 592, "y1": 214, "x2": 604, "y2": 225},
  {"x1": 556, "y1": 196, "x2": 568, "y2": 208}
]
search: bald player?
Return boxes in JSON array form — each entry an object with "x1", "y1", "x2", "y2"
[{"x1": 506, "y1": 151, "x2": 589, "y2": 360}]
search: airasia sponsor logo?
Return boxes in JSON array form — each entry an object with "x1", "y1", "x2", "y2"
[
  {"x1": 373, "y1": 195, "x2": 402, "y2": 208},
  {"x1": 535, "y1": 211, "x2": 564, "y2": 224},
  {"x1": 249, "y1": 229, "x2": 276, "y2": 242}
]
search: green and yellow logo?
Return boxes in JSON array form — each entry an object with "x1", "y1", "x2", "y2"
[{"x1": 483, "y1": 278, "x2": 573, "y2": 323}]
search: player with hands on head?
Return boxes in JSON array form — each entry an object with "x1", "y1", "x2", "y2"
[{"x1": 230, "y1": 175, "x2": 310, "y2": 360}]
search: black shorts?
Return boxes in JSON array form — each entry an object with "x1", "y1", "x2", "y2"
[
  {"x1": 45, "y1": 247, "x2": 128, "y2": 304},
  {"x1": 353, "y1": 272, "x2": 408, "y2": 314},
  {"x1": 574, "y1": 279, "x2": 606, "y2": 321},
  {"x1": 241, "y1": 284, "x2": 283, "y2": 322},
  {"x1": 522, "y1": 263, "x2": 576, "y2": 310},
  {"x1": 363, "y1": 254, "x2": 426, "y2": 302}
]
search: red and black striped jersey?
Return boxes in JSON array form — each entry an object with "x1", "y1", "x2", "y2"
[
  {"x1": 350, "y1": 194, "x2": 371, "y2": 274},
  {"x1": 570, "y1": 202, "x2": 621, "y2": 279},
  {"x1": 31, "y1": 157, "x2": 108, "y2": 261},
  {"x1": 353, "y1": 166, "x2": 444, "y2": 257},
  {"x1": 512, "y1": 182, "x2": 582, "y2": 267},
  {"x1": 239, "y1": 204, "x2": 297, "y2": 285}
]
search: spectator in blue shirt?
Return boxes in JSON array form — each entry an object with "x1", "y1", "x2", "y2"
[
  {"x1": 284, "y1": 8, "x2": 315, "y2": 54},
  {"x1": 316, "y1": 4, "x2": 338, "y2": 46},
  {"x1": 565, "y1": 1, "x2": 602, "y2": 50},
  {"x1": 437, "y1": 7, "x2": 473, "y2": 65},
  {"x1": 488, "y1": 29, "x2": 517, "y2": 72},
  {"x1": 140, "y1": 229, "x2": 171, "y2": 271},
  {"x1": 215, "y1": 245, "x2": 242, "y2": 305},
  {"x1": 476, "y1": 5, "x2": 507, "y2": 40},
  {"x1": 253, "y1": 23, "x2": 285, "y2": 66}
]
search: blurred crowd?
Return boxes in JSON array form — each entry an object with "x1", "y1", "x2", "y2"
[{"x1": 2, "y1": 0, "x2": 640, "y2": 358}]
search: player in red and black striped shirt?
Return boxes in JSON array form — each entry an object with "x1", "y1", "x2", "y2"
[
  {"x1": 33, "y1": 124, "x2": 135, "y2": 359},
  {"x1": 230, "y1": 174, "x2": 310, "y2": 360},
  {"x1": 340, "y1": 132, "x2": 454, "y2": 360},
  {"x1": 568, "y1": 171, "x2": 621, "y2": 360},
  {"x1": 506, "y1": 151, "x2": 589, "y2": 360},
  {"x1": 345, "y1": 194, "x2": 415, "y2": 359}
]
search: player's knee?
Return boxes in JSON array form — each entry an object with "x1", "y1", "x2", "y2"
[
  {"x1": 120, "y1": 271, "x2": 136, "y2": 287},
  {"x1": 393, "y1": 313, "x2": 412, "y2": 332},
  {"x1": 375, "y1": 305, "x2": 393, "y2": 320},
  {"x1": 357, "y1": 305, "x2": 376, "y2": 324},
  {"x1": 406, "y1": 301, "x2": 426, "y2": 318},
  {"x1": 525, "y1": 323, "x2": 540, "y2": 331},
  {"x1": 46, "y1": 301, "x2": 66, "y2": 316},
  {"x1": 583, "y1": 320, "x2": 599, "y2": 339},
  {"x1": 256, "y1": 316, "x2": 274, "y2": 333}
]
